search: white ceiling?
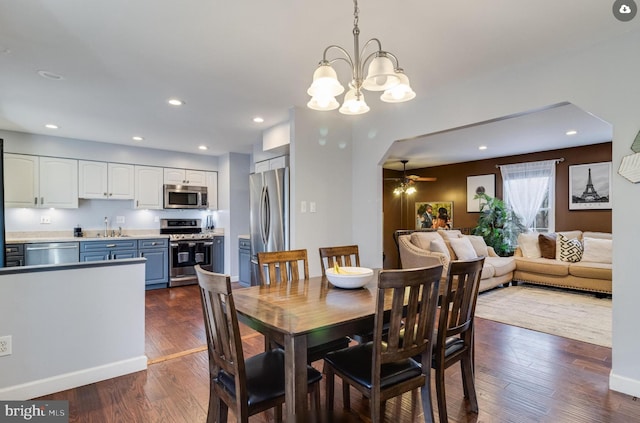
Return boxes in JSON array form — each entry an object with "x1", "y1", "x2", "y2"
[{"x1": 0, "y1": 1, "x2": 631, "y2": 159}]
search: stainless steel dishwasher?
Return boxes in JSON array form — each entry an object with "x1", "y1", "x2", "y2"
[{"x1": 25, "y1": 242, "x2": 80, "y2": 265}]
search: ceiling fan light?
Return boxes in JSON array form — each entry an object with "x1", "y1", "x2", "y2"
[
  {"x1": 405, "y1": 186, "x2": 417, "y2": 195},
  {"x1": 380, "y1": 71, "x2": 416, "y2": 103},
  {"x1": 307, "y1": 63, "x2": 345, "y2": 97},
  {"x1": 307, "y1": 95, "x2": 340, "y2": 111},
  {"x1": 362, "y1": 54, "x2": 400, "y2": 91},
  {"x1": 339, "y1": 89, "x2": 370, "y2": 115}
]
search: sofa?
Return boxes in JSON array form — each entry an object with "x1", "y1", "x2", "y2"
[
  {"x1": 396, "y1": 229, "x2": 516, "y2": 292},
  {"x1": 513, "y1": 230, "x2": 612, "y2": 294}
]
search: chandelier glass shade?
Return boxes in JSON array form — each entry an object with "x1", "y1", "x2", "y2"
[{"x1": 307, "y1": 0, "x2": 415, "y2": 115}]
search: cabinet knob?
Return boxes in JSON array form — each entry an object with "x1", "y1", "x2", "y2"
[{"x1": 104, "y1": 193, "x2": 108, "y2": 197}]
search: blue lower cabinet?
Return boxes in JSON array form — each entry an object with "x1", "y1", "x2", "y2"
[
  {"x1": 80, "y1": 238, "x2": 169, "y2": 289},
  {"x1": 138, "y1": 238, "x2": 169, "y2": 289}
]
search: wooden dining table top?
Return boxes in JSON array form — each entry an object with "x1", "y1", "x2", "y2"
[{"x1": 232, "y1": 273, "x2": 379, "y2": 336}]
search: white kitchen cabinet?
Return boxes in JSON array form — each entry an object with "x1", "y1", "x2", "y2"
[
  {"x1": 135, "y1": 165, "x2": 164, "y2": 209},
  {"x1": 163, "y1": 168, "x2": 206, "y2": 185},
  {"x1": 254, "y1": 155, "x2": 288, "y2": 173},
  {"x1": 79, "y1": 161, "x2": 134, "y2": 200},
  {"x1": 205, "y1": 171, "x2": 218, "y2": 210},
  {"x1": 4, "y1": 154, "x2": 78, "y2": 208}
]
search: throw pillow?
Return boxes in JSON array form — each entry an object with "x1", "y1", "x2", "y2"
[
  {"x1": 437, "y1": 229, "x2": 462, "y2": 240},
  {"x1": 449, "y1": 237, "x2": 478, "y2": 260},
  {"x1": 581, "y1": 237, "x2": 612, "y2": 264},
  {"x1": 467, "y1": 235, "x2": 489, "y2": 257},
  {"x1": 517, "y1": 232, "x2": 542, "y2": 258},
  {"x1": 558, "y1": 234, "x2": 583, "y2": 262},
  {"x1": 538, "y1": 233, "x2": 557, "y2": 259},
  {"x1": 410, "y1": 231, "x2": 443, "y2": 250},
  {"x1": 430, "y1": 238, "x2": 451, "y2": 259}
]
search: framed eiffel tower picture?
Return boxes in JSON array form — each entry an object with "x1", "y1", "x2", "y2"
[{"x1": 569, "y1": 162, "x2": 612, "y2": 210}]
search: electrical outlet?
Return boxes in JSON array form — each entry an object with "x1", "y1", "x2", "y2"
[
  {"x1": 0, "y1": 335, "x2": 11, "y2": 357},
  {"x1": 153, "y1": 216, "x2": 160, "y2": 223},
  {"x1": 116, "y1": 216, "x2": 125, "y2": 224},
  {"x1": 40, "y1": 216, "x2": 51, "y2": 224}
]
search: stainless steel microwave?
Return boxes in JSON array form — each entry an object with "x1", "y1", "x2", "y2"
[{"x1": 163, "y1": 185, "x2": 208, "y2": 209}]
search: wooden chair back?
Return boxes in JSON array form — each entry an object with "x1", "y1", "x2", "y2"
[
  {"x1": 318, "y1": 245, "x2": 360, "y2": 276},
  {"x1": 437, "y1": 257, "x2": 485, "y2": 344},
  {"x1": 375, "y1": 266, "x2": 441, "y2": 369},
  {"x1": 257, "y1": 249, "x2": 309, "y2": 285}
]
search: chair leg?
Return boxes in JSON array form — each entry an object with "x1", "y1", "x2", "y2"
[
  {"x1": 274, "y1": 404, "x2": 282, "y2": 422},
  {"x1": 325, "y1": 365, "x2": 335, "y2": 413},
  {"x1": 435, "y1": 367, "x2": 448, "y2": 423},
  {"x1": 461, "y1": 355, "x2": 479, "y2": 413},
  {"x1": 342, "y1": 380, "x2": 351, "y2": 411},
  {"x1": 420, "y1": 376, "x2": 435, "y2": 423},
  {"x1": 218, "y1": 398, "x2": 229, "y2": 423}
]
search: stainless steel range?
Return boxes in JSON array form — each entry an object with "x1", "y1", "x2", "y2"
[{"x1": 161, "y1": 218, "x2": 213, "y2": 287}]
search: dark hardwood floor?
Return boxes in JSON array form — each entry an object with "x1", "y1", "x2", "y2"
[{"x1": 38, "y1": 284, "x2": 640, "y2": 422}]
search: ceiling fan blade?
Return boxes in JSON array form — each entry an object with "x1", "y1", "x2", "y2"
[{"x1": 407, "y1": 175, "x2": 437, "y2": 182}]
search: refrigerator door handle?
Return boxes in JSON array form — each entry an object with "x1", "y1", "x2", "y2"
[{"x1": 260, "y1": 185, "x2": 270, "y2": 245}]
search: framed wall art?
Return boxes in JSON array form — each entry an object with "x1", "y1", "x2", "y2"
[
  {"x1": 467, "y1": 174, "x2": 495, "y2": 212},
  {"x1": 416, "y1": 201, "x2": 453, "y2": 229},
  {"x1": 569, "y1": 162, "x2": 612, "y2": 210}
]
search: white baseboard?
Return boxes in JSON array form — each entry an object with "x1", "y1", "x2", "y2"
[
  {"x1": 0, "y1": 356, "x2": 148, "y2": 400},
  {"x1": 610, "y1": 370, "x2": 640, "y2": 397}
]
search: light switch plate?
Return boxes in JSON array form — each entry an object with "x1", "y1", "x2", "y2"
[
  {"x1": 310, "y1": 202, "x2": 316, "y2": 213},
  {"x1": 301, "y1": 201, "x2": 307, "y2": 213}
]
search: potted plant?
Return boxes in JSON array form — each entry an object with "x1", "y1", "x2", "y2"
[{"x1": 472, "y1": 193, "x2": 526, "y2": 256}]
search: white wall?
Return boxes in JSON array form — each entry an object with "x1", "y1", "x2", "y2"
[
  {"x1": 347, "y1": 30, "x2": 640, "y2": 396},
  {"x1": 0, "y1": 260, "x2": 147, "y2": 399},
  {"x1": 290, "y1": 107, "x2": 354, "y2": 277}
]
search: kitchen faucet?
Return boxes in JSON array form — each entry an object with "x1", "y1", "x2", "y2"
[{"x1": 104, "y1": 217, "x2": 108, "y2": 237}]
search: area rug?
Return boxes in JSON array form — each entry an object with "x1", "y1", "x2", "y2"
[{"x1": 475, "y1": 284, "x2": 612, "y2": 347}]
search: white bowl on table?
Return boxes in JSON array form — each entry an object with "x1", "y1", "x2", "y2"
[{"x1": 326, "y1": 267, "x2": 374, "y2": 289}]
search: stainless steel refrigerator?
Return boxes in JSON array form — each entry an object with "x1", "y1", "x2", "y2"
[{"x1": 249, "y1": 167, "x2": 289, "y2": 285}]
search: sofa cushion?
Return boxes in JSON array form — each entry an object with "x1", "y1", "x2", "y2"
[
  {"x1": 410, "y1": 231, "x2": 443, "y2": 250},
  {"x1": 467, "y1": 235, "x2": 489, "y2": 257},
  {"x1": 437, "y1": 229, "x2": 462, "y2": 240},
  {"x1": 486, "y1": 256, "x2": 516, "y2": 277},
  {"x1": 581, "y1": 237, "x2": 612, "y2": 264},
  {"x1": 429, "y1": 238, "x2": 451, "y2": 259},
  {"x1": 582, "y1": 232, "x2": 612, "y2": 240},
  {"x1": 569, "y1": 262, "x2": 612, "y2": 280},
  {"x1": 538, "y1": 233, "x2": 557, "y2": 259},
  {"x1": 517, "y1": 232, "x2": 541, "y2": 258},
  {"x1": 558, "y1": 234, "x2": 583, "y2": 263},
  {"x1": 449, "y1": 237, "x2": 477, "y2": 260},
  {"x1": 480, "y1": 263, "x2": 495, "y2": 280},
  {"x1": 514, "y1": 257, "x2": 570, "y2": 276}
]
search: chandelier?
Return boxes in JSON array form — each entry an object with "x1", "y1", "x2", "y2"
[{"x1": 306, "y1": 0, "x2": 416, "y2": 115}]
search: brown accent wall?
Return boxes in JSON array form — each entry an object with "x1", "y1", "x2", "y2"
[{"x1": 383, "y1": 142, "x2": 612, "y2": 269}]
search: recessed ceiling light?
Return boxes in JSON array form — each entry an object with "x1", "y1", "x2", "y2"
[
  {"x1": 1, "y1": 47, "x2": 10, "y2": 55},
  {"x1": 38, "y1": 70, "x2": 64, "y2": 80},
  {"x1": 132, "y1": 136, "x2": 144, "y2": 141},
  {"x1": 45, "y1": 124, "x2": 58, "y2": 129},
  {"x1": 479, "y1": 145, "x2": 488, "y2": 150},
  {"x1": 167, "y1": 98, "x2": 184, "y2": 106},
  {"x1": 198, "y1": 145, "x2": 208, "y2": 150},
  {"x1": 253, "y1": 117, "x2": 264, "y2": 123},
  {"x1": 566, "y1": 130, "x2": 578, "y2": 136}
]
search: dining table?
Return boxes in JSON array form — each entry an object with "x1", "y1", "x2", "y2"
[{"x1": 232, "y1": 272, "x2": 382, "y2": 421}]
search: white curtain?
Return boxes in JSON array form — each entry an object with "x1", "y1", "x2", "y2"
[{"x1": 499, "y1": 160, "x2": 556, "y2": 229}]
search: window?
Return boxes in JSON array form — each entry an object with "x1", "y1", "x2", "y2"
[{"x1": 499, "y1": 160, "x2": 557, "y2": 233}]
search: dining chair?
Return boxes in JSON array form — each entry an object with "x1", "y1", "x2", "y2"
[
  {"x1": 318, "y1": 245, "x2": 383, "y2": 344},
  {"x1": 257, "y1": 249, "x2": 309, "y2": 285},
  {"x1": 318, "y1": 245, "x2": 360, "y2": 276},
  {"x1": 257, "y1": 249, "x2": 351, "y2": 362},
  {"x1": 195, "y1": 265, "x2": 322, "y2": 423},
  {"x1": 431, "y1": 256, "x2": 485, "y2": 423},
  {"x1": 323, "y1": 265, "x2": 443, "y2": 423}
]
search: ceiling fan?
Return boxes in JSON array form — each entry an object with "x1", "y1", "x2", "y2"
[{"x1": 385, "y1": 160, "x2": 437, "y2": 195}]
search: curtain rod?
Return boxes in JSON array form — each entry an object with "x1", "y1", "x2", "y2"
[{"x1": 495, "y1": 157, "x2": 564, "y2": 169}]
